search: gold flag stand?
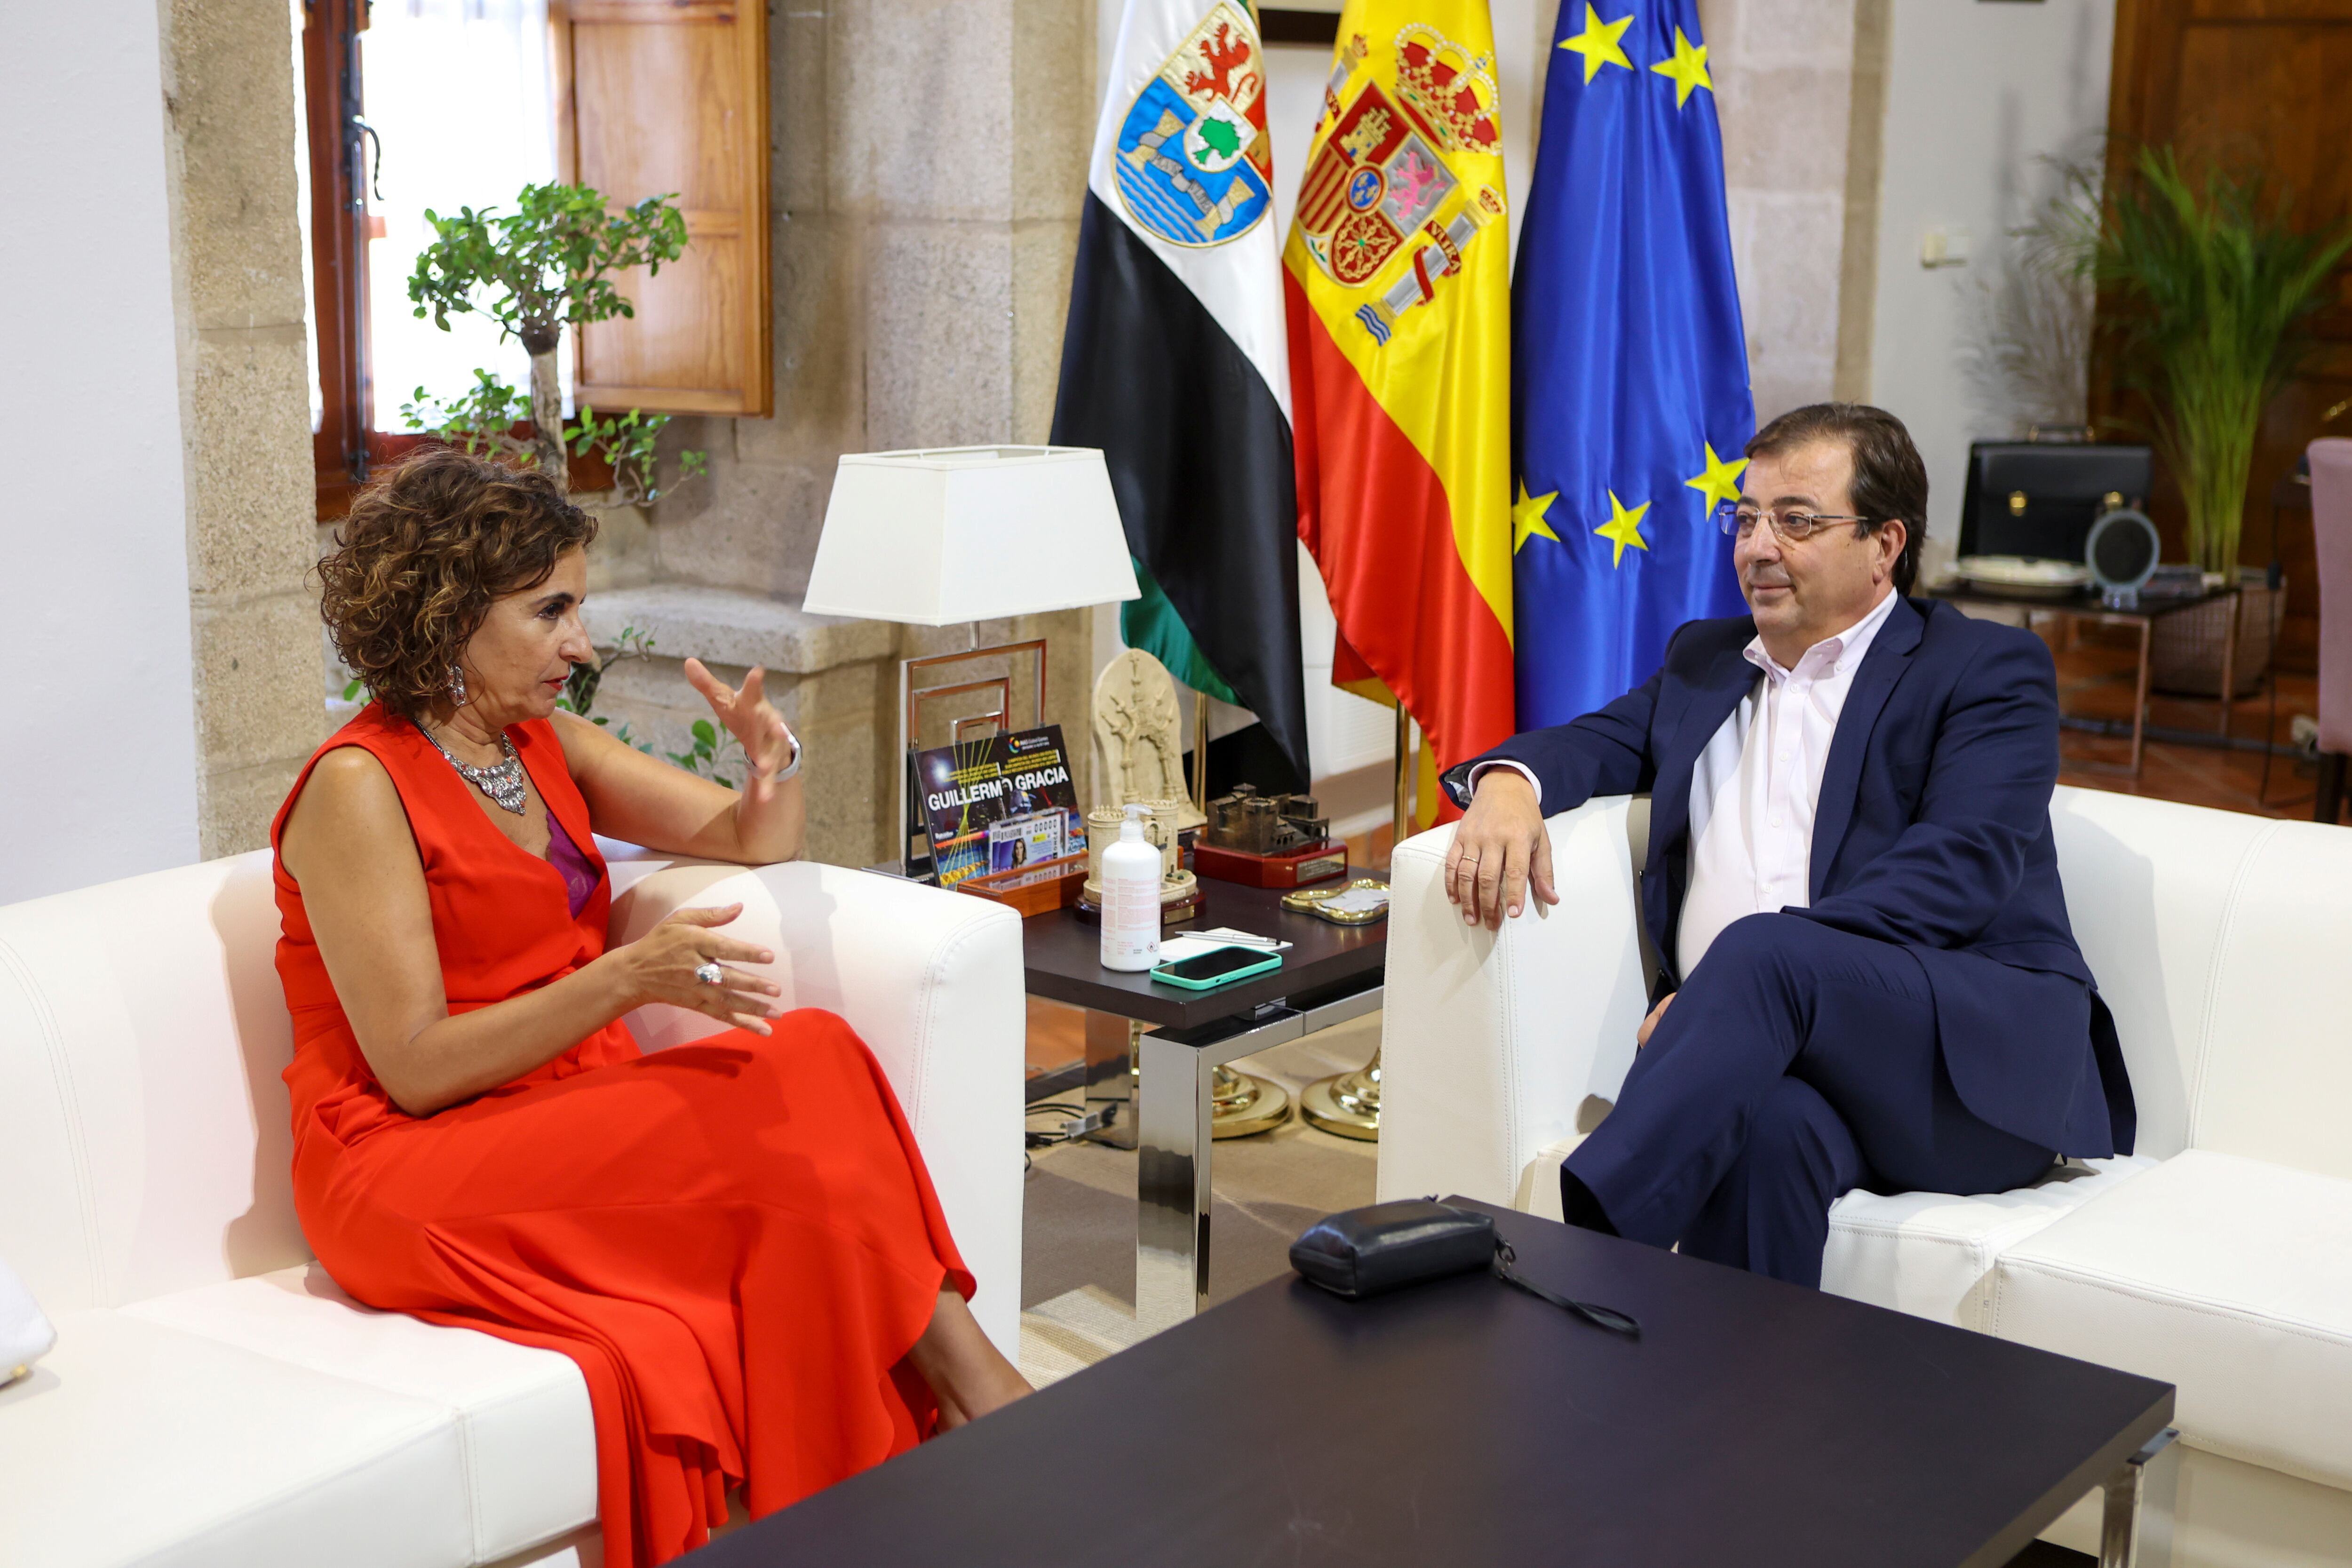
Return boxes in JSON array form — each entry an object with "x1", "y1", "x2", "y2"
[
  {"x1": 1198, "y1": 686, "x2": 1292, "y2": 1138},
  {"x1": 1299, "y1": 704, "x2": 1402, "y2": 1142}
]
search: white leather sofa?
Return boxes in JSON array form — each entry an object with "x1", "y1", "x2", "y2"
[
  {"x1": 1379, "y1": 786, "x2": 2352, "y2": 1567},
  {"x1": 0, "y1": 845, "x2": 1025, "y2": 1568}
]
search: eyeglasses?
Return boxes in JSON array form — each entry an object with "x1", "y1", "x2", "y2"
[{"x1": 1715, "y1": 502, "x2": 1881, "y2": 543}]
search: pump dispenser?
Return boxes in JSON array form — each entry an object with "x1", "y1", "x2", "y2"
[{"x1": 1099, "y1": 803, "x2": 1161, "y2": 971}]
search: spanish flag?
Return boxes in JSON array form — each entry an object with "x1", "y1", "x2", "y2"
[{"x1": 1287, "y1": 3, "x2": 1514, "y2": 819}]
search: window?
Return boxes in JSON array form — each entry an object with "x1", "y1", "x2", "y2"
[
  {"x1": 366, "y1": 0, "x2": 566, "y2": 435},
  {"x1": 299, "y1": 0, "x2": 770, "y2": 517},
  {"x1": 556, "y1": 0, "x2": 771, "y2": 417}
]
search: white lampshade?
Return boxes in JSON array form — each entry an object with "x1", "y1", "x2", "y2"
[{"x1": 801, "y1": 445, "x2": 1139, "y2": 627}]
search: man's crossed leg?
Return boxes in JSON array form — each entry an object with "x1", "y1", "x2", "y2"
[{"x1": 1562, "y1": 913, "x2": 2070, "y2": 1286}]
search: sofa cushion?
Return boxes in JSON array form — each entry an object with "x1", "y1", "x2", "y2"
[
  {"x1": 1824, "y1": 1155, "x2": 2158, "y2": 1329},
  {"x1": 123, "y1": 1265, "x2": 596, "y2": 1563},
  {"x1": 0, "y1": 1310, "x2": 470, "y2": 1568},
  {"x1": 1990, "y1": 1149, "x2": 2352, "y2": 1490}
]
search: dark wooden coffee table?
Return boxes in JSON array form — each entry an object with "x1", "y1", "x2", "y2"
[
  {"x1": 1022, "y1": 878, "x2": 1387, "y2": 1329},
  {"x1": 687, "y1": 1200, "x2": 2179, "y2": 1568}
]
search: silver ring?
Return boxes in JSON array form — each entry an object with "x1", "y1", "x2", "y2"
[{"x1": 694, "y1": 960, "x2": 723, "y2": 987}]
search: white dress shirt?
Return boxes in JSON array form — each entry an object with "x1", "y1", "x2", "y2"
[
  {"x1": 1468, "y1": 587, "x2": 1900, "y2": 978},
  {"x1": 1675, "y1": 587, "x2": 1899, "y2": 974}
]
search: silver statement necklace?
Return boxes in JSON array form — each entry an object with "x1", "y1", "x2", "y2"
[{"x1": 416, "y1": 720, "x2": 531, "y2": 814}]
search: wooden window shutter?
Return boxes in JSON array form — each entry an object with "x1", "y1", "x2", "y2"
[{"x1": 552, "y1": 0, "x2": 771, "y2": 417}]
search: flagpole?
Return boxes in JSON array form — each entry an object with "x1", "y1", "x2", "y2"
[
  {"x1": 1193, "y1": 689, "x2": 1210, "y2": 816},
  {"x1": 1302, "y1": 700, "x2": 1401, "y2": 1144},
  {"x1": 1189, "y1": 677, "x2": 1287, "y2": 1139},
  {"x1": 1391, "y1": 702, "x2": 1410, "y2": 852}
]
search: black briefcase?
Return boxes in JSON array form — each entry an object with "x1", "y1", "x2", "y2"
[{"x1": 1958, "y1": 442, "x2": 2153, "y2": 562}]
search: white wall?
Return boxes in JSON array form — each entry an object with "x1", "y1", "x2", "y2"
[
  {"x1": 1867, "y1": 0, "x2": 2114, "y2": 544},
  {"x1": 0, "y1": 1, "x2": 202, "y2": 900}
]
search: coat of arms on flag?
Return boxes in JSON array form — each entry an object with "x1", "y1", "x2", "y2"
[
  {"x1": 1293, "y1": 24, "x2": 1504, "y2": 343},
  {"x1": 1113, "y1": 3, "x2": 1273, "y2": 248}
]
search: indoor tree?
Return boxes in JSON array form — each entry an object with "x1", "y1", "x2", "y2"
[
  {"x1": 406, "y1": 181, "x2": 689, "y2": 491},
  {"x1": 2097, "y1": 146, "x2": 2352, "y2": 573},
  {"x1": 399, "y1": 369, "x2": 706, "y2": 509}
]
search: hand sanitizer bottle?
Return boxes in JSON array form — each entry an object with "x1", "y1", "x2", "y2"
[{"x1": 1100, "y1": 803, "x2": 1161, "y2": 971}]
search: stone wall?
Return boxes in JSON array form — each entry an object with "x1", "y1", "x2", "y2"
[
  {"x1": 1698, "y1": 0, "x2": 1874, "y2": 422},
  {"x1": 161, "y1": 0, "x2": 324, "y2": 858},
  {"x1": 582, "y1": 0, "x2": 1101, "y2": 868}
]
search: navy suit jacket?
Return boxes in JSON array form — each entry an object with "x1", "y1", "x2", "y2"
[{"x1": 1444, "y1": 595, "x2": 2133, "y2": 1159}]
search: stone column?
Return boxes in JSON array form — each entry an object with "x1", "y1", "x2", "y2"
[
  {"x1": 1831, "y1": 0, "x2": 1889, "y2": 404},
  {"x1": 1698, "y1": 0, "x2": 1870, "y2": 422},
  {"x1": 160, "y1": 0, "x2": 323, "y2": 858},
  {"x1": 588, "y1": 0, "x2": 1101, "y2": 868}
]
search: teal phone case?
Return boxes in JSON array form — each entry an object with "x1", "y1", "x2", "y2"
[{"x1": 1149, "y1": 949, "x2": 1283, "y2": 990}]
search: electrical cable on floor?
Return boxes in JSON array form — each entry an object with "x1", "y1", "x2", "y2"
[{"x1": 1023, "y1": 1100, "x2": 1092, "y2": 1153}]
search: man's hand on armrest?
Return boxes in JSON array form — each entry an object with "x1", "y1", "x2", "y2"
[{"x1": 1444, "y1": 770, "x2": 1558, "y2": 930}]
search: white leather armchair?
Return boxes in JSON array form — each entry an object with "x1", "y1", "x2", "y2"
[
  {"x1": 0, "y1": 847, "x2": 1025, "y2": 1568},
  {"x1": 1378, "y1": 786, "x2": 2352, "y2": 1568}
]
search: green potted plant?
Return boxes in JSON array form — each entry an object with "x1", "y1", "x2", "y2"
[
  {"x1": 400, "y1": 369, "x2": 706, "y2": 509},
  {"x1": 406, "y1": 181, "x2": 691, "y2": 493},
  {"x1": 2098, "y1": 146, "x2": 2351, "y2": 694}
]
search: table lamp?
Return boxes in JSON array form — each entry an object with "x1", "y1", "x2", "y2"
[{"x1": 802, "y1": 445, "x2": 1139, "y2": 875}]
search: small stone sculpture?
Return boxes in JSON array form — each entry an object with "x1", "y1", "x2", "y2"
[{"x1": 1090, "y1": 649, "x2": 1206, "y2": 830}]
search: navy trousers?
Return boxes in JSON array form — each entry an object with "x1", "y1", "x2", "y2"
[{"x1": 1561, "y1": 913, "x2": 2068, "y2": 1287}]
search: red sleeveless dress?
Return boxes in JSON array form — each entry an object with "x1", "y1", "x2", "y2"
[{"x1": 270, "y1": 706, "x2": 973, "y2": 1567}]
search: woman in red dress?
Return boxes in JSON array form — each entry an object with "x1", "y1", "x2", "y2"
[{"x1": 275, "y1": 451, "x2": 1031, "y2": 1567}]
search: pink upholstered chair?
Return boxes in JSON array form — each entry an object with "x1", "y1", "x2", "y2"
[{"x1": 2310, "y1": 439, "x2": 2352, "y2": 823}]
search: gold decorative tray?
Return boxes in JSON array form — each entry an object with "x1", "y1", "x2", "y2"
[{"x1": 1281, "y1": 877, "x2": 1391, "y2": 924}]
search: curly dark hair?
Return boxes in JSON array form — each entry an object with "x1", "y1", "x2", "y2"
[{"x1": 318, "y1": 449, "x2": 597, "y2": 719}]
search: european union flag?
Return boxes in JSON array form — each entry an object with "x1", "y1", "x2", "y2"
[{"x1": 1510, "y1": 0, "x2": 1754, "y2": 728}]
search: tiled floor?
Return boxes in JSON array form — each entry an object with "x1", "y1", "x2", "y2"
[{"x1": 1017, "y1": 1015, "x2": 1383, "y2": 1385}]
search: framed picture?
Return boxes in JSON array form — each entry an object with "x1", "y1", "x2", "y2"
[{"x1": 912, "y1": 725, "x2": 1083, "y2": 887}]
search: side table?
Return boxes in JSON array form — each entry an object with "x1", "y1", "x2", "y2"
[
  {"x1": 1927, "y1": 582, "x2": 2246, "y2": 774},
  {"x1": 1021, "y1": 880, "x2": 1387, "y2": 1331}
]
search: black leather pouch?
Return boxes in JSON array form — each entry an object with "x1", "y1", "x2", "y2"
[
  {"x1": 1287, "y1": 1198, "x2": 1496, "y2": 1300},
  {"x1": 1290, "y1": 1199, "x2": 1644, "y2": 1338}
]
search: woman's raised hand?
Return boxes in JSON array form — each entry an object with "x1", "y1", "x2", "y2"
[
  {"x1": 683, "y1": 659, "x2": 796, "y2": 786},
  {"x1": 613, "y1": 903, "x2": 782, "y2": 1036}
]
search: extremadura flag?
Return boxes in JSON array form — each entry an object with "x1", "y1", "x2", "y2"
[
  {"x1": 1285, "y1": 2, "x2": 1515, "y2": 817},
  {"x1": 1051, "y1": 0, "x2": 1311, "y2": 784},
  {"x1": 1510, "y1": 0, "x2": 1753, "y2": 728}
]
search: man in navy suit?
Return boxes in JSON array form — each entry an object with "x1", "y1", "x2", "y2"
[{"x1": 1441, "y1": 403, "x2": 2133, "y2": 1287}]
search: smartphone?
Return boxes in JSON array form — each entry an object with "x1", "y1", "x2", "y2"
[{"x1": 1149, "y1": 945, "x2": 1284, "y2": 990}]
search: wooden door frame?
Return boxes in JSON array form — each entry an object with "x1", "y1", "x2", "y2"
[
  {"x1": 302, "y1": 0, "x2": 373, "y2": 518},
  {"x1": 2095, "y1": 0, "x2": 2352, "y2": 672}
]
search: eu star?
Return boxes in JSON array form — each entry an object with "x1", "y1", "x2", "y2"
[
  {"x1": 1650, "y1": 26, "x2": 1714, "y2": 108},
  {"x1": 1593, "y1": 491, "x2": 1652, "y2": 566},
  {"x1": 1512, "y1": 481, "x2": 1561, "y2": 553},
  {"x1": 1683, "y1": 443, "x2": 1748, "y2": 513},
  {"x1": 1559, "y1": 3, "x2": 1636, "y2": 85}
]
